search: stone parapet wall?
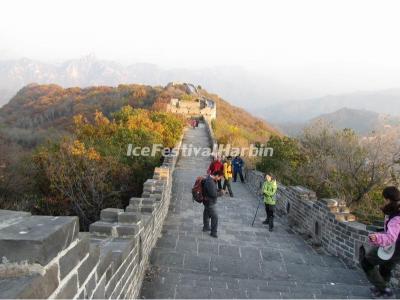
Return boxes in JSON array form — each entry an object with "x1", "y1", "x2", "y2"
[
  {"x1": 245, "y1": 169, "x2": 400, "y2": 286},
  {"x1": 204, "y1": 118, "x2": 217, "y2": 150},
  {"x1": 0, "y1": 135, "x2": 184, "y2": 299}
]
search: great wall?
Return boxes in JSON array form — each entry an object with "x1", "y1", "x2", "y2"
[{"x1": 0, "y1": 91, "x2": 399, "y2": 299}]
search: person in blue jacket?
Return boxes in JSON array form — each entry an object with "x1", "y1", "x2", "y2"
[{"x1": 232, "y1": 155, "x2": 245, "y2": 183}]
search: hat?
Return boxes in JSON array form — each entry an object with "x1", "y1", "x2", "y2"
[{"x1": 378, "y1": 244, "x2": 395, "y2": 260}]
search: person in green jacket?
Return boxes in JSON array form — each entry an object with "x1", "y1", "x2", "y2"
[{"x1": 262, "y1": 174, "x2": 278, "y2": 231}]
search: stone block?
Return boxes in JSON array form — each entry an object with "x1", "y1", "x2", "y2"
[
  {"x1": 141, "y1": 205, "x2": 155, "y2": 213},
  {"x1": 154, "y1": 180, "x2": 166, "y2": 188},
  {"x1": 341, "y1": 207, "x2": 350, "y2": 213},
  {"x1": 118, "y1": 212, "x2": 142, "y2": 224},
  {"x1": 100, "y1": 208, "x2": 123, "y2": 222},
  {"x1": 100, "y1": 239, "x2": 135, "y2": 276},
  {"x1": 0, "y1": 210, "x2": 31, "y2": 230},
  {"x1": 92, "y1": 274, "x2": 106, "y2": 299},
  {"x1": 84, "y1": 273, "x2": 96, "y2": 298},
  {"x1": 152, "y1": 193, "x2": 163, "y2": 201},
  {"x1": 89, "y1": 221, "x2": 114, "y2": 236},
  {"x1": 346, "y1": 214, "x2": 356, "y2": 222},
  {"x1": 59, "y1": 235, "x2": 90, "y2": 279},
  {"x1": 143, "y1": 179, "x2": 156, "y2": 192},
  {"x1": 129, "y1": 197, "x2": 143, "y2": 206},
  {"x1": 116, "y1": 224, "x2": 140, "y2": 237},
  {"x1": 0, "y1": 263, "x2": 58, "y2": 299},
  {"x1": 0, "y1": 215, "x2": 78, "y2": 265},
  {"x1": 96, "y1": 247, "x2": 113, "y2": 279},
  {"x1": 54, "y1": 273, "x2": 78, "y2": 299},
  {"x1": 142, "y1": 199, "x2": 155, "y2": 206},
  {"x1": 105, "y1": 258, "x2": 130, "y2": 299},
  {"x1": 334, "y1": 213, "x2": 356, "y2": 222},
  {"x1": 330, "y1": 207, "x2": 340, "y2": 213},
  {"x1": 154, "y1": 167, "x2": 169, "y2": 176},
  {"x1": 125, "y1": 205, "x2": 140, "y2": 213},
  {"x1": 77, "y1": 243, "x2": 100, "y2": 286},
  {"x1": 141, "y1": 191, "x2": 151, "y2": 198},
  {"x1": 321, "y1": 199, "x2": 338, "y2": 208}
]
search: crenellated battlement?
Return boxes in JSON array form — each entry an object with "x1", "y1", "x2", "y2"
[{"x1": 0, "y1": 134, "x2": 184, "y2": 299}]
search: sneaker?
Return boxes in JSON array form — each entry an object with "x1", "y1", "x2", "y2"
[
  {"x1": 381, "y1": 288, "x2": 395, "y2": 299},
  {"x1": 269, "y1": 227, "x2": 273, "y2": 232},
  {"x1": 371, "y1": 287, "x2": 381, "y2": 298},
  {"x1": 262, "y1": 219, "x2": 269, "y2": 225},
  {"x1": 202, "y1": 227, "x2": 211, "y2": 232},
  {"x1": 371, "y1": 288, "x2": 394, "y2": 299},
  {"x1": 210, "y1": 232, "x2": 218, "y2": 238}
]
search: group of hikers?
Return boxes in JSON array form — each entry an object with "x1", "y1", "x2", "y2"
[
  {"x1": 200, "y1": 154, "x2": 277, "y2": 238},
  {"x1": 206, "y1": 155, "x2": 245, "y2": 198},
  {"x1": 196, "y1": 154, "x2": 400, "y2": 298}
]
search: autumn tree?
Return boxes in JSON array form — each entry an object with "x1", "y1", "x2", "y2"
[{"x1": 32, "y1": 106, "x2": 184, "y2": 229}]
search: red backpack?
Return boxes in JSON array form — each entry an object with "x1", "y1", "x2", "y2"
[{"x1": 192, "y1": 176, "x2": 207, "y2": 203}]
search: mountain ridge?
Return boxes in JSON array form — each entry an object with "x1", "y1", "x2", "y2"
[
  {"x1": 0, "y1": 56, "x2": 304, "y2": 108},
  {"x1": 277, "y1": 107, "x2": 400, "y2": 136},
  {"x1": 256, "y1": 89, "x2": 400, "y2": 124}
]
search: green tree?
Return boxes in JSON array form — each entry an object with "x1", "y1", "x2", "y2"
[{"x1": 257, "y1": 136, "x2": 305, "y2": 184}]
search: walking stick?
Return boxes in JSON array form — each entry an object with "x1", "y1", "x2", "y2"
[{"x1": 251, "y1": 196, "x2": 262, "y2": 227}]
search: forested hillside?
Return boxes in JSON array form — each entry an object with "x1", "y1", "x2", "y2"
[
  {"x1": 197, "y1": 89, "x2": 281, "y2": 146},
  {"x1": 0, "y1": 83, "x2": 280, "y2": 148},
  {"x1": 0, "y1": 82, "x2": 280, "y2": 229}
]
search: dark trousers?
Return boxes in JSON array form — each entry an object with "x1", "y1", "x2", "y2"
[
  {"x1": 233, "y1": 169, "x2": 244, "y2": 182},
  {"x1": 203, "y1": 204, "x2": 218, "y2": 234},
  {"x1": 223, "y1": 178, "x2": 233, "y2": 197},
  {"x1": 217, "y1": 179, "x2": 222, "y2": 190},
  {"x1": 361, "y1": 246, "x2": 400, "y2": 291},
  {"x1": 265, "y1": 204, "x2": 275, "y2": 229}
]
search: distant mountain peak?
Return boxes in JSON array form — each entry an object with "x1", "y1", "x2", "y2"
[{"x1": 278, "y1": 107, "x2": 400, "y2": 137}]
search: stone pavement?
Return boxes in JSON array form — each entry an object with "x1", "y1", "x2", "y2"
[{"x1": 140, "y1": 124, "x2": 372, "y2": 299}]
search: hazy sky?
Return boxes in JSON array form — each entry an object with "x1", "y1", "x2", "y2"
[{"x1": 1, "y1": 0, "x2": 400, "y2": 96}]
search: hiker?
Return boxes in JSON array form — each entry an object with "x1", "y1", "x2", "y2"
[
  {"x1": 232, "y1": 155, "x2": 245, "y2": 183},
  {"x1": 207, "y1": 156, "x2": 223, "y2": 190},
  {"x1": 360, "y1": 186, "x2": 400, "y2": 298},
  {"x1": 203, "y1": 170, "x2": 224, "y2": 238},
  {"x1": 223, "y1": 156, "x2": 234, "y2": 197},
  {"x1": 262, "y1": 174, "x2": 278, "y2": 231}
]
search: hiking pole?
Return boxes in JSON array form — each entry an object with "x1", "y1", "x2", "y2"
[{"x1": 251, "y1": 196, "x2": 262, "y2": 227}]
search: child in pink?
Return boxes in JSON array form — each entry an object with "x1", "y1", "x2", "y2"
[{"x1": 361, "y1": 186, "x2": 400, "y2": 298}]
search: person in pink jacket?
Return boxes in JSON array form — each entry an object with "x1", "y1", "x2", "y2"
[{"x1": 361, "y1": 186, "x2": 400, "y2": 298}]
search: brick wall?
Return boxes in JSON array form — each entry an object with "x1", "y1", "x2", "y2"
[
  {"x1": 0, "y1": 135, "x2": 184, "y2": 299},
  {"x1": 245, "y1": 169, "x2": 400, "y2": 286}
]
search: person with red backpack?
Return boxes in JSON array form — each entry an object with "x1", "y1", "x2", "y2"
[
  {"x1": 202, "y1": 170, "x2": 224, "y2": 238},
  {"x1": 207, "y1": 156, "x2": 224, "y2": 190}
]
